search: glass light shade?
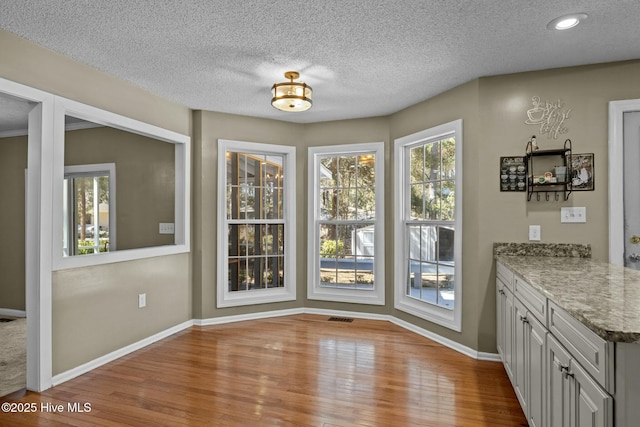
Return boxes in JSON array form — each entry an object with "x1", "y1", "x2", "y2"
[{"x1": 271, "y1": 81, "x2": 313, "y2": 112}]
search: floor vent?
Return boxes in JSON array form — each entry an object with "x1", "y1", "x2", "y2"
[
  {"x1": 0, "y1": 318, "x2": 16, "y2": 323},
  {"x1": 328, "y1": 317, "x2": 354, "y2": 323}
]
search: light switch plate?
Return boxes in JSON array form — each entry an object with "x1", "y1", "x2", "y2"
[
  {"x1": 561, "y1": 207, "x2": 587, "y2": 223},
  {"x1": 159, "y1": 222, "x2": 175, "y2": 234},
  {"x1": 529, "y1": 225, "x2": 541, "y2": 241}
]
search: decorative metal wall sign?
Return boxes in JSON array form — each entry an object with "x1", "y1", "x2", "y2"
[
  {"x1": 569, "y1": 153, "x2": 594, "y2": 191},
  {"x1": 500, "y1": 156, "x2": 527, "y2": 192},
  {"x1": 525, "y1": 96, "x2": 572, "y2": 139}
]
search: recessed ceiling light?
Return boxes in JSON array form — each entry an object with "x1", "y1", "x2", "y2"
[{"x1": 547, "y1": 13, "x2": 588, "y2": 30}]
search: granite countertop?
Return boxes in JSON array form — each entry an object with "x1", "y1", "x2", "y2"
[{"x1": 496, "y1": 255, "x2": 640, "y2": 344}]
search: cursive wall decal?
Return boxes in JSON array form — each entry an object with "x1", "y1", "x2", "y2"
[{"x1": 525, "y1": 96, "x2": 571, "y2": 139}]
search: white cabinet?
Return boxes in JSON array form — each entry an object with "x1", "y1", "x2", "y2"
[
  {"x1": 548, "y1": 301, "x2": 613, "y2": 392},
  {"x1": 547, "y1": 334, "x2": 613, "y2": 427},
  {"x1": 496, "y1": 275, "x2": 514, "y2": 382},
  {"x1": 548, "y1": 333, "x2": 572, "y2": 427},
  {"x1": 497, "y1": 262, "x2": 545, "y2": 427},
  {"x1": 513, "y1": 296, "x2": 546, "y2": 427},
  {"x1": 496, "y1": 261, "x2": 614, "y2": 427}
]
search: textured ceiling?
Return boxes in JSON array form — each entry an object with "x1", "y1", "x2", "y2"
[{"x1": 1, "y1": 0, "x2": 640, "y2": 126}]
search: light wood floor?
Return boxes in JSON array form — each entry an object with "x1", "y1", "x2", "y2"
[{"x1": 0, "y1": 314, "x2": 526, "y2": 426}]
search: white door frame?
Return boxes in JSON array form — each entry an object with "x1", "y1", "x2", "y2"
[
  {"x1": 0, "y1": 77, "x2": 54, "y2": 391},
  {"x1": 609, "y1": 99, "x2": 640, "y2": 266}
]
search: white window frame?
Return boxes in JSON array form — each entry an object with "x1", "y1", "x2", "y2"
[
  {"x1": 307, "y1": 142, "x2": 385, "y2": 305},
  {"x1": 217, "y1": 139, "x2": 296, "y2": 308},
  {"x1": 52, "y1": 97, "x2": 190, "y2": 270},
  {"x1": 63, "y1": 163, "x2": 116, "y2": 256},
  {"x1": 394, "y1": 120, "x2": 463, "y2": 331}
]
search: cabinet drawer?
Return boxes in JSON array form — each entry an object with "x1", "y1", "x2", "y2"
[
  {"x1": 548, "y1": 301, "x2": 613, "y2": 392},
  {"x1": 496, "y1": 261, "x2": 514, "y2": 291},
  {"x1": 514, "y1": 276, "x2": 547, "y2": 326}
]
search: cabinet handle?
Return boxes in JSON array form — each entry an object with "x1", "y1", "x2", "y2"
[
  {"x1": 499, "y1": 289, "x2": 505, "y2": 295},
  {"x1": 519, "y1": 315, "x2": 529, "y2": 324},
  {"x1": 560, "y1": 365, "x2": 574, "y2": 379}
]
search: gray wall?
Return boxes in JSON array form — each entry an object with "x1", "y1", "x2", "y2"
[
  {"x1": 0, "y1": 28, "x2": 192, "y2": 375},
  {"x1": 3, "y1": 25, "x2": 640, "y2": 373},
  {"x1": 0, "y1": 135, "x2": 27, "y2": 311}
]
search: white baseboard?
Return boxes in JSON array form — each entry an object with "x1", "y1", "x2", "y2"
[
  {"x1": 301, "y1": 308, "x2": 500, "y2": 361},
  {"x1": 0, "y1": 308, "x2": 26, "y2": 317},
  {"x1": 52, "y1": 308, "x2": 499, "y2": 387},
  {"x1": 194, "y1": 308, "x2": 305, "y2": 326},
  {"x1": 198, "y1": 307, "x2": 500, "y2": 362},
  {"x1": 477, "y1": 352, "x2": 502, "y2": 362},
  {"x1": 302, "y1": 307, "x2": 390, "y2": 322},
  {"x1": 52, "y1": 319, "x2": 194, "y2": 386}
]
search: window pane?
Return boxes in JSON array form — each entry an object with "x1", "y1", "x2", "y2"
[
  {"x1": 425, "y1": 142, "x2": 440, "y2": 180},
  {"x1": 320, "y1": 257, "x2": 338, "y2": 285},
  {"x1": 425, "y1": 183, "x2": 439, "y2": 220},
  {"x1": 238, "y1": 154, "x2": 258, "y2": 186},
  {"x1": 337, "y1": 156, "x2": 356, "y2": 187},
  {"x1": 410, "y1": 184, "x2": 424, "y2": 220},
  {"x1": 441, "y1": 181, "x2": 455, "y2": 221},
  {"x1": 353, "y1": 225, "x2": 375, "y2": 256},
  {"x1": 438, "y1": 226, "x2": 455, "y2": 262},
  {"x1": 261, "y1": 224, "x2": 282, "y2": 256},
  {"x1": 320, "y1": 157, "x2": 337, "y2": 187},
  {"x1": 410, "y1": 145, "x2": 425, "y2": 183},
  {"x1": 441, "y1": 138, "x2": 455, "y2": 179},
  {"x1": 356, "y1": 187, "x2": 375, "y2": 220},
  {"x1": 356, "y1": 155, "x2": 375, "y2": 187},
  {"x1": 228, "y1": 258, "x2": 248, "y2": 291},
  {"x1": 421, "y1": 225, "x2": 438, "y2": 262},
  {"x1": 336, "y1": 189, "x2": 357, "y2": 220},
  {"x1": 228, "y1": 224, "x2": 239, "y2": 256},
  {"x1": 320, "y1": 188, "x2": 336, "y2": 220},
  {"x1": 264, "y1": 256, "x2": 284, "y2": 288}
]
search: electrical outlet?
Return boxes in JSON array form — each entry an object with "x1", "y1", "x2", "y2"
[
  {"x1": 561, "y1": 207, "x2": 587, "y2": 223},
  {"x1": 138, "y1": 293, "x2": 146, "y2": 308},
  {"x1": 529, "y1": 225, "x2": 541, "y2": 241}
]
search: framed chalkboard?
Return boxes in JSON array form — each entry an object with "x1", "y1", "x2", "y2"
[{"x1": 500, "y1": 156, "x2": 527, "y2": 192}]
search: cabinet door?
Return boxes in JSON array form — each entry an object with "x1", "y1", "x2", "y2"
[
  {"x1": 571, "y1": 360, "x2": 613, "y2": 427},
  {"x1": 496, "y1": 278, "x2": 505, "y2": 358},
  {"x1": 503, "y1": 287, "x2": 515, "y2": 382},
  {"x1": 527, "y1": 314, "x2": 546, "y2": 427},
  {"x1": 513, "y1": 298, "x2": 528, "y2": 416},
  {"x1": 497, "y1": 278, "x2": 514, "y2": 383},
  {"x1": 547, "y1": 334, "x2": 571, "y2": 427}
]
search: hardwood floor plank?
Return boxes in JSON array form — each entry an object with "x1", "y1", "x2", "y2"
[{"x1": 0, "y1": 315, "x2": 525, "y2": 426}]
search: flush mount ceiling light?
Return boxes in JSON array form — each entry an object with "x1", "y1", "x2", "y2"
[
  {"x1": 271, "y1": 71, "x2": 313, "y2": 112},
  {"x1": 547, "y1": 13, "x2": 588, "y2": 30}
]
